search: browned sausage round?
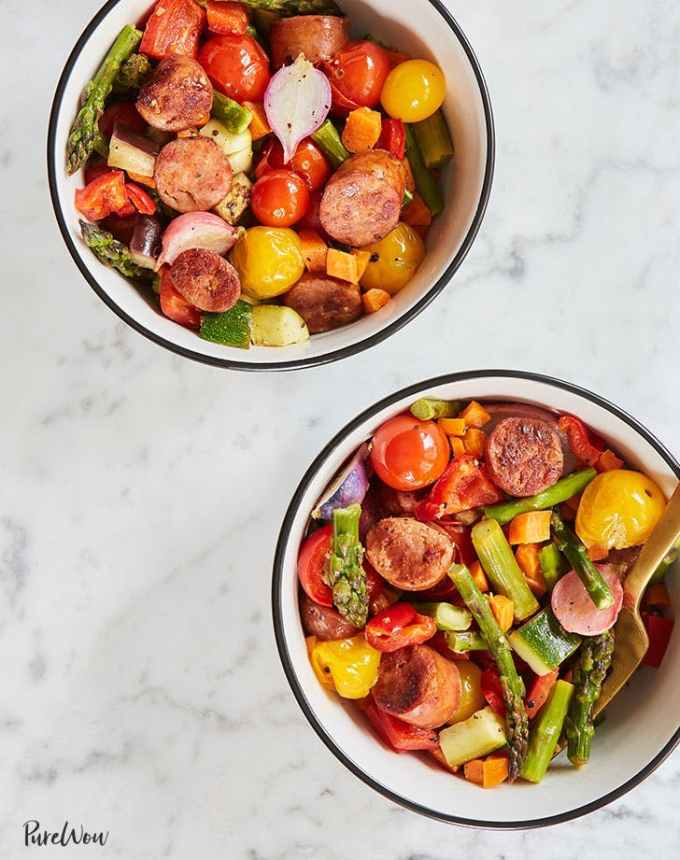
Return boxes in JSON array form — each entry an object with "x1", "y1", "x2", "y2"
[
  {"x1": 486, "y1": 416, "x2": 564, "y2": 497},
  {"x1": 365, "y1": 517, "x2": 453, "y2": 591},
  {"x1": 136, "y1": 57, "x2": 213, "y2": 132},
  {"x1": 300, "y1": 593, "x2": 358, "y2": 641},
  {"x1": 270, "y1": 15, "x2": 350, "y2": 69},
  {"x1": 372, "y1": 645, "x2": 461, "y2": 729},
  {"x1": 283, "y1": 273, "x2": 362, "y2": 333},
  {"x1": 154, "y1": 138, "x2": 232, "y2": 213},
  {"x1": 169, "y1": 249, "x2": 241, "y2": 312},
  {"x1": 320, "y1": 151, "x2": 405, "y2": 247}
]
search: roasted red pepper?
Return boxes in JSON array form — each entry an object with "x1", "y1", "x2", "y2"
[
  {"x1": 126, "y1": 183, "x2": 157, "y2": 215},
  {"x1": 524, "y1": 669, "x2": 559, "y2": 719},
  {"x1": 558, "y1": 415, "x2": 604, "y2": 467},
  {"x1": 206, "y1": 1, "x2": 249, "y2": 35},
  {"x1": 99, "y1": 101, "x2": 146, "y2": 138},
  {"x1": 365, "y1": 602, "x2": 436, "y2": 653},
  {"x1": 159, "y1": 267, "x2": 201, "y2": 330},
  {"x1": 140, "y1": 0, "x2": 206, "y2": 60},
  {"x1": 361, "y1": 698, "x2": 439, "y2": 751},
  {"x1": 642, "y1": 613, "x2": 674, "y2": 668},
  {"x1": 75, "y1": 170, "x2": 130, "y2": 221},
  {"x1": 481, "y1": 666, "x2": 505, "y2": 716},
  {"x1": 416, "y1": 455, "x2": 502, "y2": 521},
  {"x1": 377, "y1": 118, "x2": 406, "y2": 160}
]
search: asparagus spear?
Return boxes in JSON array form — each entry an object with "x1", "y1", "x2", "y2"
[
  {"x1": 565, "y1": 630, "x2": 615, "y2": 766},
  {"x1": 80, "y1": 221, "x2": 154, "y2": 281},
  {"x1": 551, "y1": 513, "x2": 614, "y2": 609},
  {"x1": 539, "y1": 543, "x2": 568, "y2": 590},
  {"x1": 212, "y1": 92, "x2": 254, "y2": 135},
  {"x1": 449, "y1": 564, "x2": 529, "y2": 780},
  {"x1": 66, "y1": 25, "x2": 143, "y2": 175},
  {"x1": 413, "y1": 110, "x2": 454, "y2": 169},
  {"x1": 238, "y1": 0, "x2": 343, "y2": 15},
  {"x1": 311, "y1": 120, "x2": 349, "y2": 168},
  {"x1": 112, "y1": 53, "x2": 152, "y2": 95},
  {"x1": 521, "y1": 680, "x2": 575, "y2": 783},
  {"x1": 405, "y1": 125, "x2": 444, "y2": 216},
  {"x1": 483, "y1": 468, "x2": 597, "y2": 526},
  {"x1": 328, "y1": 504, "x2": 368, "y2": 628},
  {"x1": 410, "y1": 398, "x2": 460, "y2": 421}
]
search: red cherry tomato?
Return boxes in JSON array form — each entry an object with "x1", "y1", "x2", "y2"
[
  {"x1": 198, "y1": 33, "x2": 270, "y2": 102},
  {"x1": 159, "y1": 267, "x2": 201, "y2": 330},
  {"x1": 251, "y1": 169, "x2": 311, "y2": 227},
  {"x1": 99, "y1": 101, "x2": 146, "y2": 138},
  {"x1": 257, "y1": 139, "x2": 330, "y2": 192},
  {"x1": 297, "y1": 525, "x2": 333, "y2": 607},
  {"x1": 370, "y1": 414, "x2": 450, "y2": 492},
  {"x1": 324, "y1": 41, "x2": 391, "y2": 113}
]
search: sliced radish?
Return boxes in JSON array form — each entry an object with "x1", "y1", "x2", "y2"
[{"x1": 551, "y1": 566, "x2": 623, "y2": 635}]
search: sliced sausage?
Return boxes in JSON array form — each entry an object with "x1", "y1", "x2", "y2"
[
  {"x1": 485, "y1": 401, "x2": 576, "y2": 474},
  {"x1": 300, "y1": 592, "x2": 358, "y2": 641},
  {"x1": 283, "y1": 273, "x2": 362, "y2": 333},
  {"x1": 551, "y1": 566, "x2": 623, "y2": 635},
  {"x1": 270, "y1": 15, "x2": 350, "y2": 69},
  {"x1": 136, "y1": 57, "x2": 213, "y2": 132},
  {"x1": 486, "y1": 416, "x2": 564, "y2": 497},
  {"x1": 320, "y1": 151, "x2": 405, "y2": 247},
  {"x1": 366, "y1": 517, "x2": 454, "y2": 592},
  {"x1": 372, "y1": 644, "x2": 461, "y2": 729},
  {"x1": 374, "y1": 484, "x2": 424, "y2": 518},
  {"x1": 169, "y1": 248, "x2": 241, "y2": 312},
  {"x1": 155, "y1": 137, "x2": 232, "y2": 213}
]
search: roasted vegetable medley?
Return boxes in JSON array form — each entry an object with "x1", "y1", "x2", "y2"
[
  {"x1": 67, "y1": 0, "x2": 454, "y2": 349},
  {"x1": 298, "y1": 399, "x2": 676, "y2": 787}
]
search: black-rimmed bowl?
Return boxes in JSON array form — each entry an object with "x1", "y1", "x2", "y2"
[
  {"x1": 48, "y1": 0, "x2": 494, "y2": 372},
  {"x1": 272, "y1": 370, "x2": 680, "y2": 826}
]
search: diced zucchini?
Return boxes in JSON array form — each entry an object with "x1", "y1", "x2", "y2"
[
  {"x1": 439, "y1": 706, "x2": 507, "y2": 768},
  {"x1": 200, "y1": 301, "x2": 252, "y2": 349},
  {"x1": 213, "y1": 173, "x2": 252, "y2": 226},
  {"x1": 251, "y1": 305, "x2": 310, "y2": 347},
  {"x1": 412, "y1": 110, "x2": 454, "y2": 169},
  {"x1": 211, "y1": 91, "x2": 253, "y2": 135},
  {"x1": 509, "y1": 609, "x2": 581, "y2": 676},
  {"x1": 414, "y1": 602, "x2": 471, "y2": 632},
  {"x1": 445, "y1": 631, "x2": 487, "y2": 652},
  {"x1": 200, "y1": 119, "x2": 253, "y2": 173}
]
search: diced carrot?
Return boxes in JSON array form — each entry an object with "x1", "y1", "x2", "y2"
[
  {"x1": 402, "y1": 192, "x2": 433, "y2": 229},
  {"x1": 508, "y1": 511, "x2": 552, "y2": 545},
  {"x1": 587, "y1": 545, "x2": 609, "y2": 562},
  {"x1": 126, "y1": 171, "x2": 156, "y2": 189},
  {"x1": 463, "y1": 759, "x2": 484, "y2": 785},
  {"x1": 352, "y1": 249, "x2": 372, "y2": 281},
  {"x1": 470, "y1": 560, "x2": 489, "y2": 593},
  {"x1": 242, "y1": 101, "x2": 271, "y2": 141},
  {"x1": 450, "y1": 436, "x2": 466, "y2": 459},
  {"x1": 644, "y1": 582, "x2": 671, "y2": 609},
  {"x1": 464, "y1": 428, "x2": 486, "y2": 458},
  {"x1": 460, "y1": 400, "x2": 491, "y2": 428},
  {"x1": 482, "y1": 752, "x2": 509, "y2": 788},
  {"x1": 438, "y1": 418, "x2": 467, "y2": 436},
  {"x1": 363, "y1": 289, "x2": 391, "y2": 314},
  {"x1": 327, "y1": 248, "x2": 359, "y2": 284},
  {"x1": 489, "y1": 595, "x2": 514, "y2": 632},
  {"x1": 401, "y1": 157, "x2": 416, "y2": 193},
  {"x1": 515, "y1": 544, "x2": 547, "y2": 597},
  {"x1": 299, "y1": 228, "x2": 328, "y2": 273},
  {"x1": 341, "y1": 107, "x2": 382, "y2": 153},
  {"x1": 596, "y1": 449, "x2": 624, "y2": 472}
]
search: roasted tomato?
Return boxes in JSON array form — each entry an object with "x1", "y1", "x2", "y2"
[
  {"x1": 324, "y1": 41, "x2": 391, "y2": 113},
  {"x1": 558, "y1": 414, "x2": 604, "y2": 466},
  {"x1": 297, "y1": 525, "x2": 333, "y2": 607},
  {"x1": 75, "y1": 170, "x2": 130, "y2": 221},
  {"x1": 198, "y1": 33, "x2": 270, "y2": 102},
  {"x1": 99, "y1": 101, "x2": 146, "y2": 138},
  {"x1": 159, "y1": 267, "x2": 201, "y2": 330},
  {"x1": 416, "y1": 454, "x2": 503, "y2": 521},
  {"x1": 370, "y1": 414, "x2": 450, "y2": 492},
  {"x1": 256, "y1": 139, "x2": 331, "y2": 192},
  {"x1": 381, "y1": 59, "x2": 446, "y2": 123},
  {"x1": 361, "y1": 697, "x2": 439, "y2": 751},
  {"x1": 251, "y1": 169, "x2": 311, "y2": 228},
  {"x1": 140, "y1": 0, "x2": 205, "y2": 60},
  {"x1": 365, "y1": 603, "x2": 436, "y2": 653}
]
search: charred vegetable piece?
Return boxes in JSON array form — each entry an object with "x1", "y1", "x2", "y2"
[
  {"x1": 108, "y1": 124, "x2": 159, "y2": 177},
  {"x1": 551, "y1": 513, "x2": 614, "y2": 610},
  {"x1": 483, "y1": 468, "x2": 597, "y2": 526},
  {"x1": 412, "y1": 110, "x2": 454, "y2": 169},
  {"x1": 214, "y1": 173, "x2": 253, "y2": 225},
  {"x1": 212, "y1": 92, "x2": 254, "y2": 135},
  {"x1": 129, "y1": 216, "x2": 162, "y2": 269},
  {"x1": 410, "y1": 398, "x2": 460, "y2": 421},
  {"x1": 66, "y1": 25, "x2": 143, "y2": 174},
  {"x1": 313, "y1": 445, "x2": 370, "y2": 521},
  {"x1": 80, "y1": 220, "x2": 153, "y2": 281},
  {"x1": 238, "y1": 0, "x2": 343, "y2": 15},
  {"x1": 112, "y1": 53, "x2": 152, "y2": 94},
  {"x1": 565, "y1": 630, "x2": 615, "y2": 766},
  {"x1": 200, "y1": 300, "x2": 252, "y2": 349},
  {"x1": 405, "y1": 125, "x2": 443, "y2": 216},
  {"x1": 328, "y1": 504, "x2": 369, "y2": 629},
  {"x1": 521, "y1": 680, "x2": 574, "y2": 783}
]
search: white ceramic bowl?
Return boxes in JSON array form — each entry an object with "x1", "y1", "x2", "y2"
[
  {"x1": 48, "y1": 0, "x2": 493, "y2": 371},
  {"x1": 273, "y1": 371, "x2": 680, "y2": 827}
]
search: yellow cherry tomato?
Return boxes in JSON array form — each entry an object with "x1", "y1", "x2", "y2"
[
  {"x1": 448, "y1": 662, "x2": 485, "y2": 724},
  {"x1": 232, "y1": 226, "x2": 304, "y2": 300},
  {"x1": 381, "y1": 60, "x2": 446, "y2": 123},
  {"x1": 576, "y1": 470, "x2": 666, "y2": 550},
  {"x1": 309, "y1": 636, "x2": 381, "y2": 700},
  {"x1": 360, "y1": 223, "x2": 426, "y2": 295}
]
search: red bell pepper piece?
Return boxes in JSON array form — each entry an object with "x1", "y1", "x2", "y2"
[
  {"x1": 206, "y1": 1, "x2": 249, "y2": 35},
  {"x1": 481, "y1": 667, "x2": 505, "y2": 716},
  {"x1": 126, "y1": 183, "x2": 157, "y2": 216},
  {"x1": 558, "y1": 415, "x2": 604, "y2": 467},
  {"x1": 99, "y1": 102, "x2": 146, "y2": 139},
  {"x1": 416, "y1": 455, "x2": 503, "y2": 521},
  {"x1": 159, "y1": 266, "x2": 201, "y2": 330},
  {"x1": 642, "y1": 613, "x2": 674, "y2": 668},
  {"x1": 365, "y1": 603, "x2": 436, "y2": 653},
  {"x1": 524, "y1": 669, "x2": 559, "y2": 719},
  {"x1": 140, "y1": 0, "x2": 206, "y2": 60},
  {"x1": 75, "y1": 170, "x2": 130, "y2": 221},
  {"x1": 361, "y1": 698, "x2": 439, "y2": 751},
  {"x1": 377, "y1": 119, "x2": 406, "y2": 160},
  {"x1": 297, "y1": 524, "x2": 333, "y2": 607}
]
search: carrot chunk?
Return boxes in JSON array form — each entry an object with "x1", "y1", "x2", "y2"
[
  {"x1": 469, "y1": 560, "x2": 490, "y2": 593},
  {"x1": 299, "y1": 228, "x2": 328, "y2": 273},
  {"x1": 515, "y1": 544, "x2": 546, "y2": 597},
  {"x1": 450, "y1": 437, "x2": 466, "y2": 459},
  {"x1": 439, "y1": 418, "x2": 467, "y2": 436},
  {"x1": 242, "y1": 101, "x2": 271, "y2": 141},
  {"x1": 362, "y1": 289, "x2": 391, "y2": 314},
  {"x1": 342, "y1": 107, "x2": 383, "y2": 153},
  {"x1": 508, "y1": 511, "x2": 552, "y2": 545},
  {"x1": 596, "y1": 449, "x2": 625, "y2": 472},
  {"x1": 327, "y1": 248, "x2": 359, "y2": 284},
  {"x1": 352, "y1": 249, "x2": 372, "y2": 281},
  {"x1": 402, "y1": 192, "x2": 433, "y2": 229},
  {"x1": 489, "y1": 595, "x2": 514, "y2": 632},
  {"x1": 460, "y1": 400, "x2": 491, "y2": 428},
  {"x1": 464, "y1": 428, "x2": 486, "y2": 458}
]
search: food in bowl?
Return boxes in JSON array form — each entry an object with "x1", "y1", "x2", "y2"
[
  {"x1": 65, "y1": 0, "x2": 455, "y2": 350},
  {"x1": 297, "y1": 396, "x2": 677, "y2": 787}
]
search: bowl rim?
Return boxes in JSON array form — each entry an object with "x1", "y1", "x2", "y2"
[
  {"x1": 272, "y1": 368, "x2": 680, "y2": 828},
  {"x1": 47, "y1": 0, "x2": 495, "y2": 373}
]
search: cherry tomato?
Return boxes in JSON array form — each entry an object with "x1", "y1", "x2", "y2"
[
  {"x1": 324, "y1": 41, "x2": 391, "y2": 113},
  {"x1": 297, "y1": 525, "x2": 333, "y2": 607},
  {"x1": 198, "y1": 34, "x2": 270, "y2": 102},
  {"x1": 251, "y1": 169, "x2": 311, "y2": 228},
  {"x1": 99, "y1": 101, "x2": 146, "y2": 138},
  {"x1": 381, "y1": 59, "x2": 446, "y2": 123},
  {"x1": 257, "y1": 139, "x2": 330, "y2": 192},
  {"x1": 159, "y1": 267, "x2": 201, "y2": 330},
  {"x1": 370, "y1": 414, "x2": 450, "y2": 492}
]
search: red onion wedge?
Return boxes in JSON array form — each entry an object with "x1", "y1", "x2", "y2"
[
  {"x1": 156, "y1": 212, "x2": 242, "y2": 270},
  {"x1": 313, "y1": 443, "x2": 370, "y2": 521},
  {"x1": 130, "y1": 216, "x2": 162, "y2": 270},
  {"x1": 264, "y1": 55, "x2": 331, "y2": 164}
]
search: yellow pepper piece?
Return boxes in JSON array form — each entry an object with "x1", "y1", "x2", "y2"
[{"x1": 310, "y1": 636, "x2": 381, "y2": 700}]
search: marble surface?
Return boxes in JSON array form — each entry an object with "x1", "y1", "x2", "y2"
[{"x1": 1, "y1": 0, "x2": 680, "y2": 856}]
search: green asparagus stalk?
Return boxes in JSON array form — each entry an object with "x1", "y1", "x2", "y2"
[
  {"x1": 80, "y1": 221, "x2": 153, "y2": 281},
  {"x1": 405, "y1": 125, "x2": 444, "y2": 217},
  {"x1": 471, "y1": 519, "x2": 540, "y2": 621},
  {"x1": 650, "y1": 536, "x2": 680, "y2": 584},
  {"x1": 449, "y1": 564, "x2": 529, "y2": 780},
  {"x1": 484, "y1": 468, "x2": 597, "y2": 526},
  {"x1": 565, "y1": 630, "x2": 615, "y2": 766},
  {"x1": 328, "y1": 504, "x2": 369, "y2": 628},
  {"x1": 212, "y1": 92, "x2": 254, "y2": 135},
  {"x1": 445, "y1": 630, "x2": 487, "y2": 652},
  {"x1": 551, "y1": 513, "x2": 614, "y2": 609},
  {"x1": 539, "y1": 543, "x2": 568, "y2": 590},
  {"x1": 112, "y1": 53, "x2": 152, "y2": 95},
  {"x1": 238, "y1": 0, "x2": 343, "y2": 15},
  {"x1": 66, "y1": 25, "x2": 142, "y2": 174},
  {"x1": 413, "y1": 602, "x2": 472, "y2": 632},
  {"x1": 311, "y1": 120, "x2": 349, "y2": 168},
  {"x1": 410, "y1": 398, "x2": 460, "y2": 421},
  {"x1": 521, "y1": 680, "x2": 575, "y2": 783},
  {"x1": 413, "y1": 110, "x2": 454, "y2": 169}
]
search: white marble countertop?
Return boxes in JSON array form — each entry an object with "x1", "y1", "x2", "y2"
[{"x1": 1, "y1": 0, "x2": 679, "y2": 856}]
